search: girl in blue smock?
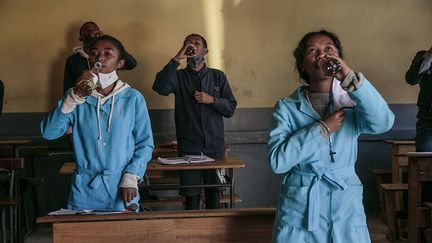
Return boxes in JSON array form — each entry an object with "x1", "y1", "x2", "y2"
[
  {"x1": 41, "y1": 35, "x2": 154, "y2": 211},
  {"x1": 268, "y1": 30, "x2": 394, "y2": 242}
]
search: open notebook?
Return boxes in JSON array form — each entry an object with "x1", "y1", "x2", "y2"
[
  {"x1": 157, "y1": 155, "x2": 215, "y2": 165},
  {"x1": 48, "y1": 208, "x2": 125, "y2": 216}
]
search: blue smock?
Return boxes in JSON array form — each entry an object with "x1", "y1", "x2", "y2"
[
  {"x1": 41, "y1": 85, "x2": 154, "y2": 210},
  {"x1": 268, "y1": 78, "x2": 394, "y2": 243}
]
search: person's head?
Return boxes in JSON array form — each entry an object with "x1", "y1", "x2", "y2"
[
  {"x1": 89, "y1": 35, "x2": 125, "y2": 74},
  {"x1": 184, "y1": 34, "x2": 208, "y2": 69},
  {"x1": 184, "y1": 34, "x2": 208, "y2": 56},
  {"x1": 79, "y1": 21, "x2": 104, "y2": 46},
  {"x1": 293, "y1": 30, "x2": 344, "y2": 83}
]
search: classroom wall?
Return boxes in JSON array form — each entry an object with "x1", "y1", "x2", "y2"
[
  {"x1": 0, "y1": 0, "x2": 431, "y2": 112},
  {"x1": 0, "y1": 0, "x2": 430, "y2": 217}
]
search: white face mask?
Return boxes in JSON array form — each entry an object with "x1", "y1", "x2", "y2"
[{"x1": 97, "y1": 70, "x2": 119, "y2": 89}]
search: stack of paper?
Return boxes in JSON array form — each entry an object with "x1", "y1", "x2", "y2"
[
  {"x1": 48, "y1": 208, "x2": 125, "y2": 216},
  {"x1": 157, "y1": 155, "x2": 215, "y2": 165}
]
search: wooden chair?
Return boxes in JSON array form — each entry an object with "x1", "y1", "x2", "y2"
[{"x1": 0, "y1": 157, "x2": 24, "y2": 243}]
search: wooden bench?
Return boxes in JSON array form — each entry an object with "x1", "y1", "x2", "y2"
[
  {"x1": 370, "y1": 168, "x2": 392, "y2": 221},
  {"x1": 424, "y1": 202, "x2": 432, "y2": 243},
  {"x1": 0, "y1": 157, "x2": 25, "y2": 243},
  {"x1": 140, "y1": 194, "x2": 242, "y2": 208},
  {"x1": 37, "y1": 208, "x2": 275, "y2": 243},
  {"x1": 380, "y1": 183, "x2": 408, "y2": 242}
]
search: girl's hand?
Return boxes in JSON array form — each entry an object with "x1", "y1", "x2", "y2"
[
  {"x1": 120, "y1": 187, "x2": 137, "y2": 208},
  {"x1": 324, "y1": 54, "x2": 352, "y2": 81},
  {"x1": 73, "y1": 71, "x2": 96, "y2": 97},
  {"x1": 323, "y1": 110, "x2": 345, "y2": 133}
]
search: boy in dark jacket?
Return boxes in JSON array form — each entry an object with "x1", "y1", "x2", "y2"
[{"x1": 153, "y1": 34, "x2": 237, "y2": 209}]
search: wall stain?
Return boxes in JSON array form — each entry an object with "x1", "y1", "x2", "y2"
[
  {"x1": 243, "y1": 89, "x2": 253, "y2": 97},
  {"x1": 251, "y1": 70, "x2": 257, "y2": 80}
]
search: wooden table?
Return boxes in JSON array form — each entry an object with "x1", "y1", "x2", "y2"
[
  {"x1": 37, "y1": 208, "x2": 275, "y2": 243},
  {"x1": 60, "y1": 157, "x2": 245, "y2": 208}
]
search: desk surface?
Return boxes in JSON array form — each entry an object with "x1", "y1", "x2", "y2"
[
  {"x1": 37, "y1": 208, "x2": 274, "y2": 224},
  {"x1": 60, "y1": 157, "x2": 245, "y2": 175},
  {"x1": 0, "y1": 139, "x2": 32, "y2": 146},
  {"x1": 384, "y1": 140, "x2": 415, "y2": 145}
]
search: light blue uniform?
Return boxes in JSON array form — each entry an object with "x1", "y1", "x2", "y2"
[
  {"x1": 268, "y1": 78, "x2": 394, "y2": 243},
  {"x1": 41, "y1": 86, "x2": 154, "y2": 210}
]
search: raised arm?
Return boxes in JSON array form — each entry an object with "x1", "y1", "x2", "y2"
[
  {"x1": 326, "y1": 54, "x2": 394, "y2": 135},
  {"x1": 40, "y1": 99, "x2": 74, "y2": 140},
  {"x1": 343, "y1": 73, "x2": 395, "y2": 135},
  {"x1": 406, "y1": 50, "x2": 432, "y2": 85},
  {"x1": 152, "y1": 59, "x2": 180, "y2": 96}
]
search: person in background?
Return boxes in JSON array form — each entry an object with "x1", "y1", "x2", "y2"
[
  {"x1": 268, "y1": 30, "x2": 394, "y2": 242},
  {"x1": 42, "y1": 35, "x2": 154, "y2": 211},
  {"x1": 63, "y1": 21, "x2": 137, "y2": 93},
  {"x1": 153, "y1": 34, "x2": 237, "y2": 210},
  {"x1": 405, "y1": 46, "x2": 432, "y2": 152},
  {"x1": 0, "y1": 80, "x2": 3, "y2": 116}
]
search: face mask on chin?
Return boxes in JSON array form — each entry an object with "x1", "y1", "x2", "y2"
[
  {"x1": 187, "y1": 55, "x2": 206, "y2": 69},
  {"x1": 97, "y1": 70, "x2": 119, "y2": 89}
]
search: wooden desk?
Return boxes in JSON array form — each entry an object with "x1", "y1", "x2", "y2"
[
  {"x1": 37, "y1": 208, "x2": 275, "y2": 243},
  {"x1": 385, "y1": 140, "x2": 415, "y2": 183},
  {"x1": 0, "y1": 139, "x2": 32, "y2": 157},
  {"x1": 406, "y1": 152, "x2": 432, "y2": 243},
  {"x1": 152, "y1": 145, "x2": 231, "y2": 159},
  {"x1": 60, "y1": 157, "x2": 245, "y2": 208}
]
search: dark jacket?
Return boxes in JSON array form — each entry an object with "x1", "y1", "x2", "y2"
[
  {"x1": 63, "y1": 51, "x2": 137, "y2": 93},
  {"x1": 0, "y1": 80, "x2": 3, "y2": 115},
  {"x1": 153, "y1": 59, "x2": 237, "y2": 154},
  {"x1": 406, "y1": 51, "x2": 432, "y2": 131}
]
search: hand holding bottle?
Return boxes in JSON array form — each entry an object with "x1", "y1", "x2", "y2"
[
  {"x1": 318, "y1": 55, "x2": 352, "y2": 81},
  {"x1": 73, "y1": 62, "x2": 101, "y2": 97}
]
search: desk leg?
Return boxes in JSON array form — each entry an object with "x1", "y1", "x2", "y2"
[
  {"x1": 229, "y1": 168, "x2": 234, "y2": 208},
  {"x1": 408, "y1": 158, "x2": 421, "y2": 243}
]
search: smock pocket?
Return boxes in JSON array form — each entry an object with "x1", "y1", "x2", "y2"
[
  {"x1": 68, "y1": 173, "x2": 87, "y2": 209},
  {"x1": 278, "y1": 183, "x2": 309, "y2": 228},
  {"x1": 347, "y1": 185, "x2": 367, "y2": 226}
]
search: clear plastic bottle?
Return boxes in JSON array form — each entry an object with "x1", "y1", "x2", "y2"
[
  {"x1": 78, "y1": 62, "x2": 102, "y2": 96},
  {"x1": 318, "y1": 57, "x2": 341, "y2": 76},
  {"x1": 184, "y1": 46, "x2": 196, "y2": 56}
]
